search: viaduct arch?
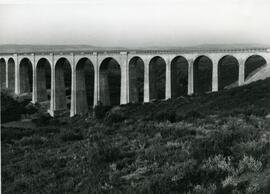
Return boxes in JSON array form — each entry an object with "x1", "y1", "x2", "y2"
[{"x1": 0, "y1": 48, "x2": 269, "y2": 117}]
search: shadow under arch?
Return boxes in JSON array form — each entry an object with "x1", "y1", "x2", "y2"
[
  {"x1": 149, "y1": 56, "x2": 166, "y2": 100},
  {"x1": 99, "y1": 57, "x2": 121, "y2": 106},
  {"x1": 193, "y1": 55, "x2": 213, "y2": 94},
  {"x1": 171, "y1": 56, "x2": 189, "y2": 98},
  {"x1": 75, "y1": 57, "x2": 95, "y2": 114},
  {"x1": 7, "y1": 58, "x2": 15, "y2": 92},
  {"x1": 218, "y1": 55, "x2": 239, "y2": 90},
  {"x1": 19, "y1": 58, "x2": 33, "y2": 94},
  {"x1": 0, "y1": 58, "x2": 6, "y2": 88},
  {"x1": 244, "y1": 55, "x2": 267, "y2": 81},
  {"x1": 129, "y1": 56, "x2": 144, "y2": 103},
  {"x1": 55, "y1": 57, "x2": 72, "y2": 111},
  {"x1": 36, "y1": 58, "x2": 51, "y2": 102}
]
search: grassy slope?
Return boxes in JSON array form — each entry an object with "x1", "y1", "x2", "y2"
[{"x1": 1, "y1": 78, "x2": 270, "y2": 194}]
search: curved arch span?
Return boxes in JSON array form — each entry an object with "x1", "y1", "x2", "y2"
[
  {"x1": 149, "y1": 56, "x2": 166, "y2": 100},
  {"x1": 75, "y1": 57, "x2": 95, "y2": 114},
  {"x1": 19, "y1": 58, "x2": 33, "y2": 94},
  {"x1": 0, "y1": 58, "x2": 6, "y2": 88},
  {"x1": 171, "y1": 56, "x2": 188, "y2": 97},
  {"x1": 129, "y1": 56, "x2": 144, "y2": 103},
  {"x1": 218, "y1": 55, "x2": 239, "y2": 90},
  {"x1": 7, "y1": 58, "x2": 15, "y2": 92},
  {"x1": 244, "y1": 55, "x2": 266, "y2": 81},
  {"x1": 193, "y1": 55, "x2": 213, "y2": 94},
  {"x1": 99, "y1": 57, "x2": 121, "y2": 106},
  {"x1": 36, "y1": 58, "x2": 51, "y2": 103},
  {"x1": 54, "y1": 58, "x2": 72, "y2": 111}
]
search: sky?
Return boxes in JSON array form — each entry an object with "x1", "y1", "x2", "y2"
[{"x1": 0, "y1": 0, "x2": 270, "y2": 47}]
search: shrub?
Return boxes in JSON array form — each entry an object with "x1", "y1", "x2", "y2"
[
  {"x1": 238, "y1": 155, "x2": 262, "y2": 174},
  {"x1": 184, "y1": 110, "x2": 204, "y2": 120},
  {"x1": 104, "y1": 107, "x2": 126, "y2": 124},
  {"x1": 17, "y1": 135, "x2": 48, "y2": 146},
  {"x1": 153, "y1": 110, "x2": 176, "y2": 122},
  {"x1": 94, "y1": 104, "x2": 112, "y2": 120},
  {"x1": 60, "y1": 128, "x2": 83, "y2": 142},
  {"x1": 32, "y1": 112, "x2": 52, "y2": 126}
]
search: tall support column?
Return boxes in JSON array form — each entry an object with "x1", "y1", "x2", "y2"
[
  {"x1": 70, "y1": 54, "x2": 76, "y2": 117},
  {"x1": 212, "y1": 58, "x2": 219, "y2": 92},
  {"x1": 49, "y1": 55, "x2": 55, "y2": 117},
  {"x1": 120, "y1": 52, "x2": 128, "y2": 105},
  {"x1": 238, "y1": 58, "x2": 245, "y2": 86},
  {"x1": 14, "y1": 55, "x2": 20, "y2": 94},
  {"x1": 5, "y1": 59, "x2": 8, "y2": 88},
  {"x1": 165, "y1": 57, "x2": 171, "y2": 100},
  {"x1": 32, "y1": 57, "x2": 37, "y2": 103},
  {"x1": 126, "y1": 56, "x2": 130, "y2": 103},
  {"x1": 187, "y1": 58, "x2": 194, "y2": 95},
  {"x1": 144, "y1": 57, "x2": 150, "y2": 102},
  {"x1": 93, "y1": 52, "x2": 99, "y2": 107}
]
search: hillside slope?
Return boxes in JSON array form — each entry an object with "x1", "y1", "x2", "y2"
[{"x1": 1, "y1": 78, "x2": 270, "y2": 194}]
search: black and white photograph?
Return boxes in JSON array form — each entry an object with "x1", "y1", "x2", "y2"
[{"x1": 1, "y1": 0, "x2": 270, "y2": 193}]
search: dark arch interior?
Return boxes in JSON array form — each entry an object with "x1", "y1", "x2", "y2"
[
  {"x1": 193, "y1": 56, "x2": 212, "y2": 94},
  {"x1": 129, "y1": 57, "x2": 144, "y2": 103},
  {"x1": 218, "y1": 56, "x2": 239, "y2": 90},
  {"x1": 149, "y1": 56, "x2": 166, "y2": 100},
  {"x1": 76, "y1": 58, "x2": 95, "y2": 114},
  {"x1": 171, "y1": 56, "x2": 188, "y2": 98},
  {"x1": 245, "y1": 55, "x2": 266, "y2": 80},
  {"x1": 99, "y1": 58, "x2": 121, "y2": 106},
  {"x1": 8, "y1": 58, "x2": 15, "y2": 91},
  {"x1": 36, "y1": 58, "x2": 51, "y2": 102},
  {"x1": 0, "y1": 58, "x2": 6, "y2": 88},
  {"x1": 55, "y1": 58, "x2": 72, "y2": 110},
  {"x1": 19, "y1": 58, "x2": 33, "y2": 93}
]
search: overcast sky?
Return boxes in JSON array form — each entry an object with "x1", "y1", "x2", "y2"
[{"x1": 0, "y1": 0, "x2": 270, "y2": 47}]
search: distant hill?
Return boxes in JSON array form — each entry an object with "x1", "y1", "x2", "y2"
[{"x1": 0, "y1": 43, "x2": 269, "y2": 53}]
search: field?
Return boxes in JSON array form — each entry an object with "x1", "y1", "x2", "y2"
[{"x1": 1, "y1": 78, "x2": 270, "y2": 194}]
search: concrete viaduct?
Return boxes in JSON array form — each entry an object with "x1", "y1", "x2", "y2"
[{"x1": 1, "y1": 48, "x2": 270, "y2": 117}]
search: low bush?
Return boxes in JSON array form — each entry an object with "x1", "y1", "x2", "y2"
[
  {"x1": 104, "y1": 107, "x2": 127, "y2": 124},
  {"x1": 60, "y1": 128, "x2": 84, "y2": 142},
  {"x1": 94, "y1": 104, "x2": 112, "y2": 120}
]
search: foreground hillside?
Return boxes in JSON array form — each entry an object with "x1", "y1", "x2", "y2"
[{"x1": 1, "y1": 78, "x2": 270, "y2": 194}]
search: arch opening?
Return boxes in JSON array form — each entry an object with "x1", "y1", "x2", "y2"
[
  {"x1": 149, "y1": 56, "x2": 166, "y2": 100},
  {"x1": 193, "y1": 56, "x2": 212, "y2": 94},
  {"x1": 55, "y1": 58, "x2": 72, "y2": 110},
  {"x1": 244, "y1": 55, "x2": 267, "y2": 81},
  {"x1": 129, "y1": 57, "x2": 144, "y2": 103},
  {"x1": 218, "y1": 55, "x2": 239, "y2": 90},
  {"x1": 99, "y1": 58, "x2": 121, "y2": 106},
  {"x1": 0, "y1": 58, "x2": 6, "y2": 88},
  {"x1": 36, "y1": 58, "x2": 51, "y2": 102},
  {"x1": 7, "y1": 58, "x2": 15, "y2": 92},
  {"x1": 75, "y1": 58, "x2": 95, "y2": 114},
  {"x1": 19, "y1": 58, "x2": 33, "y2": 94},
  {"x1": 171, "y1": 56, "x2": 188, "y2": 98}
]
